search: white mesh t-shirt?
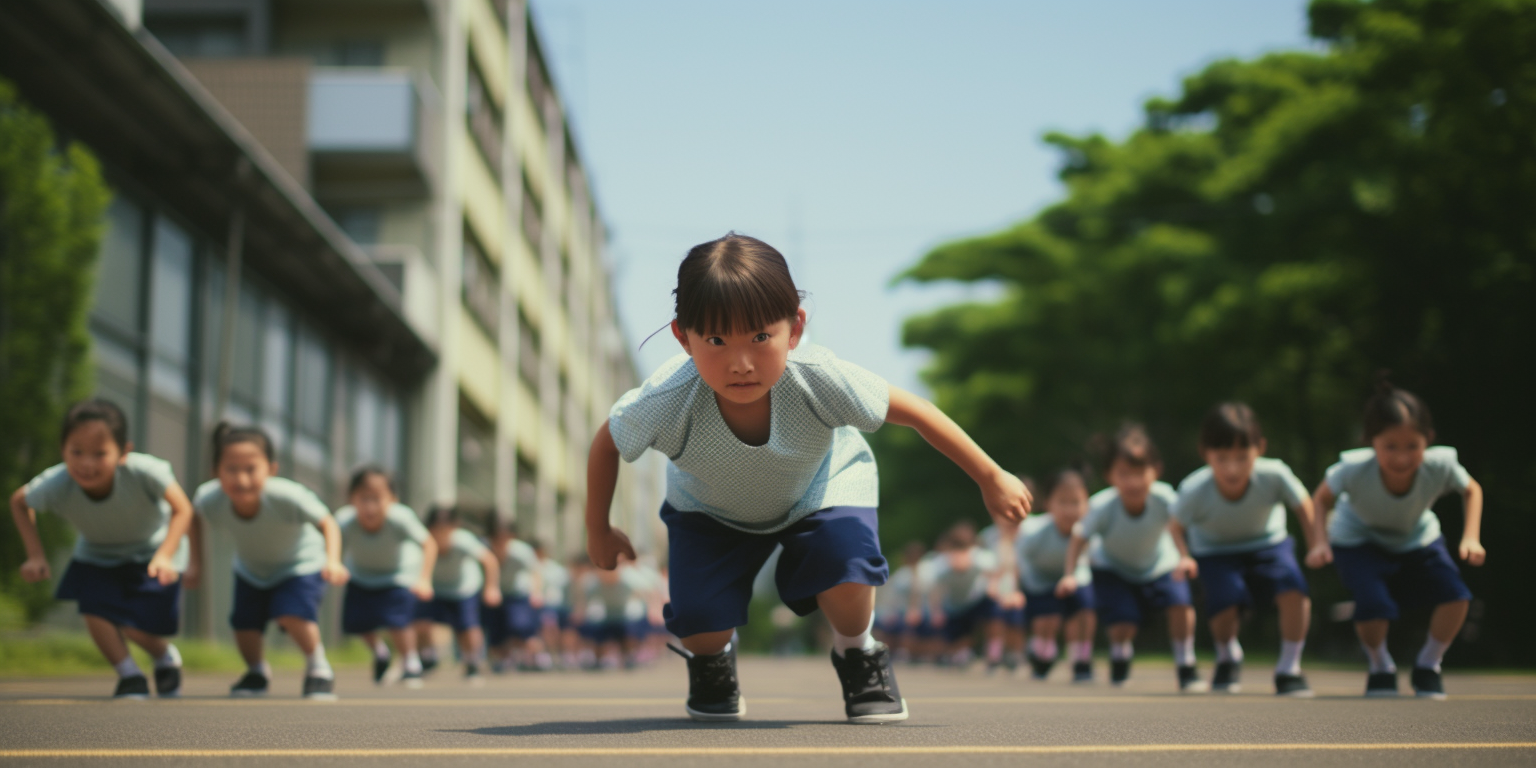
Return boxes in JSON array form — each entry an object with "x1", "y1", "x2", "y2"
[{"x1": 607, "y1": 343, "x2": 890, "y2": 533}]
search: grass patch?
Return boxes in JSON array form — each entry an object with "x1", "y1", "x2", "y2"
[{"x1": 0, "y1": 630, "x2": 374, "y2": 678}]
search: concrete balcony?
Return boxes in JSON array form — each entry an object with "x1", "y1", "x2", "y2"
[{"x1": 308, "y1": 68, "x2": 439, "y2": 200}]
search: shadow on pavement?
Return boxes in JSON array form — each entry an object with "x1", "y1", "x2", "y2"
[{"x1": 448, "y1": 718, "x2": 939, "y2": 736}]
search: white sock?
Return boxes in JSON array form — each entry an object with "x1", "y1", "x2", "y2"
[
  {"x1": 248, "y1": 660, "x2": 272, "y2": 676},
  {"x1": 403, "y1": 651, "x2": 423, "y2": 674},
  {"x1": 372, "y1": 640, "x2": 390, "y2": 660},
  {"x1": 305, "y1": 642, "x2": 334, "y2": 680},
  {"x1": 1363, "y1": 640, "x2": 1396, "y2": 674},
  {"x1": 1416, "y1": 637, "x2": 1451, "y2": 672},
  {"x1": 1276, "y1": 640, "x2": 1304, "y2": 676},
  {"x1": 1216, "y1": 637, "x2": 1244, "y2": 664},
  {"x1": 154, "y1": 644, "x2": 182, "y2": 670},
  {"x1": 1029, "y1": 637, "x2": 1059, "y2": 660},
  {"x1": 1172, "y1": 637, "x2": 1196, "y2": 667},
  {"x1": 113, "y1": 657, "x2": 143, "y2": 679},
  {"x1": 1072, "y1": 641, "x2": 1093, "y2": 663},
  {"x1": 1110, "y1": 641, "x2": 1134, "y2": 661},
  {"x1": 832, "y1": 615, "x2": 876, "y2": 657}
]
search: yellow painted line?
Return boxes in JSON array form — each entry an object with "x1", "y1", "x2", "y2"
[
  {"x1": 6, "y1": 693, "x2": 1536, "y2": 706},
  {"x1": 3, "y1": 743, "x2": 1535, "y2": 758}
]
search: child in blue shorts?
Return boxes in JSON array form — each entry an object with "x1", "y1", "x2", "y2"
[
  {"x1": 484, "y1": 518, "x2": 547, "y2": 671},
  {"x1": 927, "y1": 525, "x2": 1002, "y2": 668},
  {"x1": 1059, "y1": 425, "x2": 1206, "y2": 692},
  {"x1": 534, "y1": 543, "x2": 577, "y2": 669},
  {"x1": 194, "y1": 423, "x2": 349, "y2": 700},
  {"x1": 335, "y1": 466, "x2": 436, "y2": 687},
  {"x1": 411, "y1": 505, "x2": 500, "y2": 681},
  {"x1": 585, "y1": 233, "x2": 1031, "y2": 723},
  {"x1": 9, "y1": 399, "x2": 195, "y2": 699},
  {"x1": 873, "y1": 542, "x2": 925, "y2": 661},
  {"x1": 575, "y1": 553, "x2": 655, "y2": 669},
  {"x1": 978, "y1": 516, "x2": 1027, "y2": 672},
  {"x1": 1017, "y1": 468, "x2": 1096, "y2": 683},
  {"x1": 1169, "y1": 403, "x2": 1325, "y2": 697},
  {"x1": 1312, "y1": 381, "x2": 1483, "y2": 699}
]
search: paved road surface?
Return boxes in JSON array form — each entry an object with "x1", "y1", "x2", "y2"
[{"x1": 2, "y1": 657, "x2": 1533, "y2": 767}]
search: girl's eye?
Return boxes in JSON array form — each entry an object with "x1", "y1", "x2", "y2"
[
  {"x1": 705, "y1": 337, "x2": 724, "y2": 346},
  {"x1": 753, "y1": 333, "x2": 770, "y2": 342}
]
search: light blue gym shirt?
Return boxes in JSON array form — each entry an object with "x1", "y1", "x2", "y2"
[
  {"x1": 336, "y1": 503, "x2": 430, "y2": 589},
  {"x1": 1016, "y1": 514, "x2": 1092, "y2": 594},
  {"x1": 580, "y1": 567, "x2": 651, "y2": 624},
  {"x1": 1172, "y1": 458, "x2": 1308, "y2": 557},
  {"x1": 929, "y1": 548, "x2": 999, "y2": 611},
  {"x1": 431, "y1": 529, "x2": 489, "y2": 600},
  {"x1": 876, "y1": 564, "x2": 916, "y2": 618},
  {"x1": 1326, "y1": 446, "x2": 1470, "y2": 553},
  {"x1": 542, "y1": 559, "x2": 570, "y2": 608},
  {"x1": 498, "y1": 538, "x2": 540, "y2": 597},
  {"x1": 195, "y1": 477, "x2": 331, "y2": 588},
  {"x1": 1077, "y1": 483, "x2": 1181, "y2": 583},
  {"x1": 25, "y1": 453, "x2": 188, "y2": 569},
  {"x1": 607, "y1": 343, "x2": 889, "y2": 534}
]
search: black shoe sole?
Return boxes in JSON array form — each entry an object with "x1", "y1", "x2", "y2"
[
  {"x1": 848, "y1": 698, "x2": 909, "y2": 724},
  {"x1": 685, "y1": 696, "x2": 746, "y2": 722}
]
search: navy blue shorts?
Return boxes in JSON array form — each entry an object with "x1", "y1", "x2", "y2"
[
  {"x1": 55, "y1": 560, "x2": 180, "y2": 636},
  {"x1": 1332, "y1": 537, "x2": 1472, "y2": 622},
  {"x1": 875, "y1": 611, "x2": 906, "y2": 637},
  {"x1": 342, "y1": 584, "x2": 417, "y2": 634},
  {"x1": 413, "y1": 595, "x2": 481, "y2": 632},
  {"x1": 482, "y1": 595, "x2": 542, "y2": 645},
  {"x1": 580, "y1": 620, "x2": 649, "y2": 644},
  {"x1": 942, "y1": 597, "x2": 998, "y2": 642},
  {"x1": 1195, "y1": 538, "x2": 1309, "y2": 615},
  {"x1": 1092, "y1": 569, "x2": 1192, "y2": 627},
  {"x1": 230, "y1": 572, "x2": 326, "y2": 631},
  {"x1": 997, "y1": 604, "x2": 1026, "y2": 629},
  {"x1": 1023, "y1": 585, "x2": 1096, "y2": 624},
  {"x1": 660, "y1": 503, "x2": 888, "y2": 638},
  {"x1": 542, "y1": 606, "x2": 572, "y2": 630}
]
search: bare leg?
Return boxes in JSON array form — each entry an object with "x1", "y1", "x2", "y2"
[
  {"x1": 816, "y1": 582, "x2": 875, "y2": 637},
  {"x1": 1355, "y1": 618, "x2": 1389, "y2": 649},
  {"x1": 275, "y1": 616, "x2": 320, "y2": 655},
  {"x1": 235, "y1": 629, "x2": 266, "y2": 668},
  {"x1": 1276, "y1": 591, "x2": 1310, "y2": 643},
  {"x1": 83, "y1": 615, "x2": 131, "y2": 666},
  {"x1": 121, "y1": 626, "x2": 169, "y2": 658},
  {"x1": 681, "y1": 629, "x2": 734, "y2": 656},
  {"x1": 1167, "y1": 605, "x2": 1196, "y2": 642},
  {"x1": 1031, "y1": 615, "x2": 1063, "y2": 645},
  {"x1": 1209, "y1": 606, "x2": 1241, "y2": 644},
  {"x1": 1065, "y1": 610, "x2": 1096, "y2": 645},
  {"x1": 388, "y1": 627, "x2": 416, "y2": 655},
  {"x1": 1428, "y1": 600, "x2": 1469, "y2": 644},
  {"x1": 1107, "y1": 622, "x2": 1138, "y2": 646},
  {"x1": 362, "y1": 631, "x2": 383, "y2": 654},
  {"x1": 459, "y1": 627, "x2": 484, "y2": 662},
  {"x1": 413, "y1": 621, "x2": 436, "y2": 656}
]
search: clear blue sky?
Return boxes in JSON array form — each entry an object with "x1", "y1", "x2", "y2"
[{"x1": 530, "y1": 0, "x2": 1317, "y2": 393}]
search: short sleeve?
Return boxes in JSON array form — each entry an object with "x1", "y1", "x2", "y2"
[
  {"x1": 23, "y1": 464, "x2": 70, "y2": 512},
  {"x1": 333, "y1": 506, "x2": 357, "y2": 530},
  {"x1": 976, "y1": 548, "x2": 1000, "y2": 571},
  {"x1": 192, "y1": 479, "x2": 225, "y2": 515},
  {"x1": 1426, "y1": 446, "x2": 1472, "y2": 494},
  {"x1": 284, "y1": 481, "x2": 332, "y2": 525},
  {"x1": 794, "y1": 345, "x2": 889, "y2": 433},
  {"x1": 453, "y1": 530, "x2": 488, "y2": 559},
  {"x1": 125, "y1": 453, "x2": 176, "y2": 502},
  {"x1": 1325, "y1": 448, "x2": 1373, "y2": 495},
  {"x1": 606, "y1": 353, "x2": 695, "y2": 464},
  {"x1": 1271, "y1": 461, "x2": 1309, "y2": 508},
  {"x1": 1170, "y1": 469, "x2": 1205, "y2": 527},
  {"x1": 390, "y1": 505, "x2": 430, "y2": 544}
]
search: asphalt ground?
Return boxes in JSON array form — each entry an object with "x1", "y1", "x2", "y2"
[{"x1": 2, "y1": 656, "x2": 1534, "y2": 767}]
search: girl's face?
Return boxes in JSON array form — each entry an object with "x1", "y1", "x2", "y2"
[
  {"x1": 350, "y1": 474, "x2": 396, "y2": 532},
  {"x1": 1372, "y1": 424, "x2": 1429, "y2": 486},
  {"x1": 430, "y1": 521, "x2": 458, "y2": 548},
  {"x1": 217, "y1": 442, "x2": 274, "y2": 514},
  {"x1": 1046, "y1": 474, "x2": 1089, "y2": 528},
  {"x1": 672, "y1": 308, "x2": 807, "y2": 406},
  {"x1": 1203, "y1": 443, "x2": 1264, "y2": 499},
  {"x1": 1108, "y1": 458, "x2": 1159, "y2": 512},
  {"x1": 62, "y1": 421, "x2": 128, "y2": 497}
]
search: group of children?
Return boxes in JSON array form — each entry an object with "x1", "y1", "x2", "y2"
[{"x1": 875, "y1": 394, "x2": 1483, "y2": 701}]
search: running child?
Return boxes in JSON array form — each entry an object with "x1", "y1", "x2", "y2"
[
  {"x1": 335, "y1": 466, "x2": 436, "y2": 688},
  {"x1": 927, "y1": 524, "x2": 1003, "y2": 668},
  {"x1": 1016, "y1": 468, "x2": 1096, "y2": 683},
  {"x1": 873, "y1": 541, "x2": 925, "y2": 661},
  {"x1": 979, "y1": 506, "x2": 1027, "y2": 672},
  {"x1": 9, "y1": 399, "x2": 195, "y2": 699},
  {"x1": 483, "y1": 518, "x2": 547, "y2": 671},
  {"x1": 1059, "y1": 425, "x2": 1206, "y2": 692},
  {"x1": 411, "y1": 505, "x2": 500, "y2": 681},
  {"x1": 194, "y1": 422, "x2": 348, "y2": 700},
  {"x1": 575, "y1": 552, "x2": 654, "y2": 669},
  {"x1": 1313, "y1": 381, "x2": 1483, "y2": 699},
  {"x1": 534, "y1": 542, "x2": 578, "y2": 669},
  {"x1": 1169, "y1": 403, "x2": 1322, "y2": 697},
  {"x1": 586, "y1": 233, "x2": 1031, "y2": 723}
]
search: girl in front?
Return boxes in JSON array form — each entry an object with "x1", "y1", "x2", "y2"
[
  {"x1": 1169, "y1": 403, "x2": 1324, "y2": 697},
  {"x1": 411, "y1": 505, "x2": 501, "y2": 681},
  {"x1": 335, "y1": 466, "x2": 436, "y2": 687},
  {"x1": 1313, "y1": 381, "x2": 1483, "y2": 699},
  {"x1": 1016, "y1": 468, "x2": 1096, "y2": 683},
  {"x1": 585, "y1": 232, "x2": 1031, "y2": 723},
  {"x1": 9, "y1": 399, "x2": 196, "y2": 699},
  {"x1": 194, "y1": 423, "x2": 348, "y2": 700}
]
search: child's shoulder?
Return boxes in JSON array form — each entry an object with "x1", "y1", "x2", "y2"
[
  {"x1": 1150, "y1": 481, "x2": 1178, "y2": 505},
  {"x1": 25, "y1": 462, "x2": 70, "y2": 493},
  {"x1": 634, "y1": 352, "x2": 701, "y2": 397},
  {"x1": 1176, "y1": 465, "x2": 1215, "y2": 493},
  {"x1": 1020, "y1": 513, "x2": 1055, "y2": 538},
  {"x1": 1252, "y1": 456, "x2": 1297, "y2": 476},
  {"x1": 386, "y1": 503, "x2": 423, "y2": 526},
  {"x1": 450, "y1": 528, "x2": 485, "y2": 551},
  {"x1": 192, "y1": 478, "x2": 225, "y2": 507},
  {"x1": 264, "y1": 476, "x2": 325, "y2": 506},
  {"x1": 1423, "y1": 445, "x2": 1462, "y2": 468},
  {"x1": 333, "y1": 505, "x2": 357, "y2": 527},
  {"x1": 123, "y1": 452, "x2": 177, "y2": 483}
]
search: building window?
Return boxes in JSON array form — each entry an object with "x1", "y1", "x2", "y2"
[
  {"x1": 457, "y1": 397, "x2": 496, "y2": 507},
  {"x1": 313, "y1": 40, "x2": 384, "y2": 67},
  {"x1": 95, "y1": 197, "x2": 145, "y2": 335},
  {"x1": 461, "y1": 231, "x2": 500, "y2": 337},
  {"x1": 515, "y1": 454, "x2": 537, "y2": 528},
  {"x1": 260, "y1": 302, "x2": 293, "y2": 458},
  {"x1": 520, "y1": 172, "x2": 542, "y2": 250},
  {"x1": 518, "y1": 309, "x2": 540, "y2": 391},
  {"x1": 466, "y1": 56, "x2": 503, "y2": 173},
  {"x1": 349, "y1": 367, "x2": 403, "y2": 474},
  {"x1": 326, "y1": 205, "x2": 382, "y2": 246},
  {"x1": 526, "y1": 33, "x2": 552, "y2": 123},
  {"x1": 145, "y1": 216, "x2": 196, "y2": 478}
]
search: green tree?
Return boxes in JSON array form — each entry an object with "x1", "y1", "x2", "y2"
[
  {"x1": 0, "y1": 78, "x2": 110, "y2": 622},
  {"x1": 874, "y1": 0, "x2": 1536, "y2": 664}
]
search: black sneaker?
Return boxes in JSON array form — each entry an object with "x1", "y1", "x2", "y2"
[
  {"x1": 830, "y1": 643, "x2": 909, "y2": 724},
  {"x1": 1411, "y1": 667, "x2": 1447, "y2": 700},
  {"x1": 153, "y1": 666, "x2": 181, "y2": 698},
  {"x1": 1072, "y1": 660, "x2": 1093, "y2": 684},
  {"x1": 1365, "y1": 671, "x2": 1399, "y2": 697},
  {"x1": 1178, "y1": 665, "x2": 1209, "y2": 693},
  {"x1": 1212, "y1": 661, "x2": 1241, "y2": 693},
  {"x1": 230, "y1": 671, "x2": 269, "y2": 697},
  {"x1": 113, "y1": 674, "x2": 150, "y2": 700},
  {"x1": 671, "y1": 643, "x2": 744, "y2": 722},
  {"x1": 1026, "y1": 651, "x2": 1055, "y2": 681},
  {"x1": 420, "y1": 654, "x2": 439, "y2": 673},
  {"x1": 372, "y1": 655, "x2": 392, "y2": 685},
  {"x1": 302, "y1": 675, "x2": 337, "y2": 701},
  {"x1": 1110, "y1": 658, "x2": 1131, "y2": 686},
  {"x1": 1275, "y1": 673, "x2": 1314, "y2": 698},
  {"x1": 400, "y1": 669, "x2": 425, "y2": 689}
]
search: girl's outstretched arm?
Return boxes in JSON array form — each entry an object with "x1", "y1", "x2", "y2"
[
  {"x1": 318, "y1": 516, "x2": 350, "y2": 585},
  {"x1": 414, "y1": 535, "x2": 438, "y2": 601},
  {"x1": 1167, "y1": 520, "x2": 1198, "y2": 581},
  {"x1": 479, "y1": 551, "x2": 503, "y2": 607},
  {"x1": 884, "y1": 387, "x2": 1031, "y2": 522},
  {"x1": 584, "y1": 421, "x2": 635, "y2": 570},
  {"x1": 1056, "y1": 533, "x2": 1087, "y2": 598},
  {"x1": 1307, "y1": 484, "x2": 1336, "y2": 568},
  {"x1": 148, "y1": 483, "x2": 194, "y2": 586},
  {"x1": 9, "y1": 487, "x2": 50, "y2": 582},
  {"x1": 1459, "y1": 478, "x2": 1484, "y2": 566}
]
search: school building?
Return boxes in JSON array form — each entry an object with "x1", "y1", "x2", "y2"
[{"x1": 0, "y1": 0, "x2": 663, "y2": 640}]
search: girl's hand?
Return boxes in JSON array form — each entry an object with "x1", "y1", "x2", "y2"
[
  {"x1": 1173, "y1": 557, "x2": 1198, "y2": 582},
  {"x1": 1305, "y1": 543, "x2": 1334, "y2": 569},
  {"x1": 411, "y1": 581, "x2": 434, "y2": 601},
  {"x1": 586, "y1": 527, "x2": 636, "y2": 571},
  {"x1": 484, "y1": 586, "x2": 504, "y2": 608},
  {"x1": 982, "y1": 471, "x2": 1032, "y2": 524},
  {"x1": 1001, "y1": 591, "x2": 1025, "y2": 610},
  {"x1": 146, "y1": 555, "x2": 181, "y2": 586},
  {"x1": 19, "y1": 557, "x2": 50, "y2": 583},
  {"x1": 181, "y1": 564, "x2": 202, "y2": 590},
  {"x1": 321, "y1": 560, "x2": 350, "y2": 586},
  {"x1": 529, "y1": 594, "x2": 544, "y2": 610},
  {"x1": 1459, "y1": 539, "x2": 1486, "y2": 566},
  {"x1": 1055, "y1": 575, "x2": 1078, "y2": 599}
]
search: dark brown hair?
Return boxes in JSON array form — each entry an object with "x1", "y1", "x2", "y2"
[
  {"x1": 61, "y1": 399, "x2": 130, "y2": 449},
  {"x1": 1096, "y1": 422, "x2": 1163, "y2": 473},
  {"x1": 347, "y1": 465, "x2": 396, "y2": 497},
  {"x1": 211, "y1": 421, "x2": 274, "y2": 468},
  {"x1": 1363, "y1": 374, "x2": 1435, "y2": 442},
  {"x1": 1041, "y1": 466, "x2": 1088, "y2": 501},
  {"x1": 673, "y1": 232, "x2": 803, "y2": 336},
  {"x1": 1198, "y1": 402, "x2": 1265, "y2": 451},
  {"x1": 424, "y1": 503, "x2": 460, "y2": 528}
]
